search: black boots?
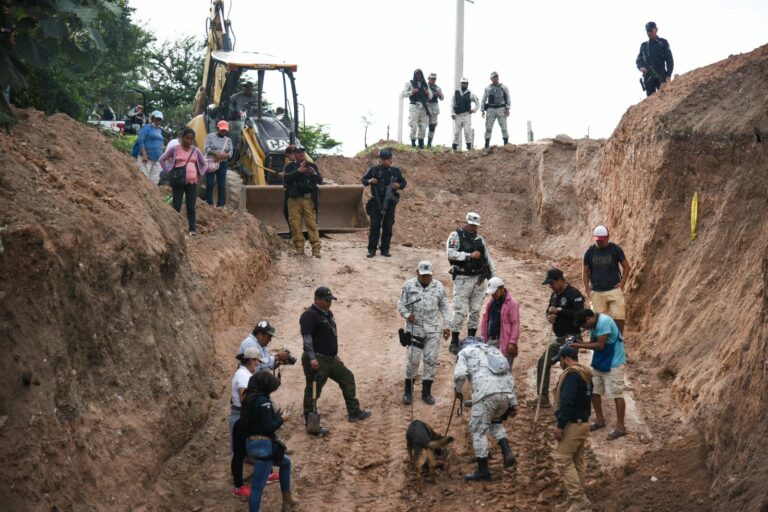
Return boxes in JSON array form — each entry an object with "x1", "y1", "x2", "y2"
[
  {"x1": 464, "y1": 457, "x2": 491, "y2": 481},
  {"x1": 466, "y1": 143, "x2": 471, "y2": 150},
  {"x1": 427, "y1": 135, "x2": 433, "y2": 148},
  {"x1": 467, "y1": 328, "x2": 477, "y2": 337},
  {"x1": 452, "y1": 143, "x2": 458, "y2": 151},
  {"x1": 503, "y1": 137, "x2": 509, "y2": 145},
  {"x1": 484, "y1": 138, "x2": 490, "y2": 148},
  {"x1": 411, "y1": 139, "x2": 416, "y2": 147},
  {"x1": 418, "y1": 138, "x2": 425, "y2": 149},
  {"x1": 403, "y1": 378, "x2": 413, "y2": 405},
  {"x1": 498, "y1": 438, "x2": 516, "y2": 468},
  {"x1": 422, "y1": 380, "x2": 435, "y2": 405},
  {"x1": 449, "y1": 332, "x2": 460, "y2": 355}
]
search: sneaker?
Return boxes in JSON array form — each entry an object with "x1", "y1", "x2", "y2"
[
  {"x1": 233, "y1": 486, "x2": 251, "y2": 498},
  {"x1": 366, "y1": 251, "x2": 375, "y2": 258},
  {"x1": 348, "y1": 410, "x2": 372, "y2": 422},
  {"x1": 266, "y1": 471, "x2": 279, "y2": 484},
  {"x1": 380, "y1": 251, "x2": 391, "y2": 257},
  {"x1": 189, "y1": 230, "x2": 197, "y2": 237}
]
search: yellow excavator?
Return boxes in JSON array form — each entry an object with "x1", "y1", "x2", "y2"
[{"x1": 188, "y1": 0, "x2": 366, "y2": 232}]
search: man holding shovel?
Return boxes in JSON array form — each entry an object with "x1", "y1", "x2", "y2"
[{"x1": 301, "y1": 286, "x2": 371, "y2": 435}]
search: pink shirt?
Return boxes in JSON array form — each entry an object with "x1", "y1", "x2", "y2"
[
  {"x1": 174, "y1": 146, "x2": 199, "y2": 184},
  {"x1": 480, "y1": 291, "x2": 520, "y2": 357}
]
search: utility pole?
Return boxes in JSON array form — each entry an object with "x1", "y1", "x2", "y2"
[
  {"x1": 454, "y1": 0, "x2": 474, "y2": 90},
  {"x1": 397, "y1": 94, "x2": 403, "y2": 143}
]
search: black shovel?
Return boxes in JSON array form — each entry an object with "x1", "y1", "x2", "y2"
[{"x1": 306, "y1": 373, "x2": 322, "y2": 435}]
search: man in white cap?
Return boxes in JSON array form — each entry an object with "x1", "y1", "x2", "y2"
[
  {"x1": 397, "y1": 260, "x2": 451, "y2": 405},
  {"x1": 452, "y1": 77, "x2": 480, "y2": 151},
  {"x1": 425, "y1": 73, "x2": 444, "y2": 148},
  {"x1": 582, "y1": 225, "x2": 631, "y2": 333},
  {"x1": 480, "y1": 276, "x2": 520, "y2": 367},
  {"x1": 446, "y1": 212, "x2": 496, "y2": 354},
  {"x1": 480, "y1": 71, "x2": 511, "y2": 148}
]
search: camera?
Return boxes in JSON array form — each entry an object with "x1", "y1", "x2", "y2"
[{"x1": 281, "y1": 349, "x2": 297, "y2": 365}]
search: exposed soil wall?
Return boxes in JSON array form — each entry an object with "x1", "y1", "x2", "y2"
[{"x1": 0, "y1": 109, "x2": 277, "y2": 511}]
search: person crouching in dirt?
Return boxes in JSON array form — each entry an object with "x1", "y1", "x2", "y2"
[
  {"x1": 361, "y1": 148, "x2": 407, "y2": 258},
  {"x1": 572, "y1": 309, "x2": 627, "y2": 440},
  {"x1": 550, "y1": 345, "x2": 593, "y2": 512},
  {"x1": 480, "y1": 276, "x2": 520, "y2": 367},
  {"x1": 397, "y1": 260, "x2": 451, "y2": 406},
  {"x1": 237, "y1": 320, "x2": 295, "y2": 373},
  {"x1": 284, "y1": 147, "x2": 322, "y2": 257},
  {"x1": 301, "y1": 286, "x2": 371, "y2": 433},
  {"x1": 446, "y1": 212, "x2": 496, "y2": 354},
  {"x1": 158, "y1": 127, "x2": 207, "y2": 236},
  {"x1": 453, "y1": 336, "x2": 518, "y2": 481},
  {"x1": 230, "y1": 347, "x2": 266, "y2": 498},
  {"x1": 239, "y1": 371, "x2": 299, "y2": 511}
]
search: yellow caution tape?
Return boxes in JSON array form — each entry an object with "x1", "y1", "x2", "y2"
[{"x1": 690, "y1": 192, "x2": 698, "y2": 244}]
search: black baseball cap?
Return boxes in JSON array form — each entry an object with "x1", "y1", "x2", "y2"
[
  {"x1": 314, "y1": 286, "x2": 337, "y2": 301},
  {"x1": 379, "y1": 148, "x2": 393, "y2": 159},
  {"x1": 542, "y1": 268, "x2": 564, "y2": 285},
  {"x1": 645, "y1": 21, "x2": 657, "y2": 31},
  {"x1": 551, "y1": 345, "x2": 579, "y2": 364},
  {"x1": 253, "y1": 320, "x2": 277, "y2": 337}
]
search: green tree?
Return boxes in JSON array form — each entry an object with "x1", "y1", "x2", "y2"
[{"x1": 298, "y1": 123, "x2": 342, "y2": 160}]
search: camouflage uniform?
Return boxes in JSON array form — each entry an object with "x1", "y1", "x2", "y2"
[
  {"x1": 452, "y1": 87, "x2": 480, "y2": 149},
  {"x1": 402, "y1": 75, "x2": 433, "y2": 142},
  {"x1": 454, "y1": 341, "x2": 518, "y2": 457},
  {"x1": 397, "y1": 277, "x2": 451, "y2": 380},
  {"x1": 426, "y1": 83, "x2": 443, "y2": 125},
  {"x1": 446, "y1": 230, "x2": 496, "y2": 333},
  {"x1": 481, "y1": 82, "x2": 511, "y2": 142}
]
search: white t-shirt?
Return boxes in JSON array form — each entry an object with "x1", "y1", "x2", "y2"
[{"x1": 230, "y1": 366, "x2": 252, "y2": 407}]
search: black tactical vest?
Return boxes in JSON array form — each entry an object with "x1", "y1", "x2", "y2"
[
  {"x1": 449, "y1": 229, "x2": 486, "y2": 275},
  {"x1": 409, "y1": 80, "x2": 428, "y2": 104},
  {"x1": 428, "y1": 84, "x2": 439, "y2": 103},
  {"x1": 454, "y1": 91, "x2": 471, "y2": 114}
]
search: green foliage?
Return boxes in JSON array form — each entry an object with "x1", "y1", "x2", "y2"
[
  {"x1": 298, "y1": 123, "x2": 342, "y2": 160},
  {"x1": 110, "y1": 132, "x2": 136, "y2": 154}
]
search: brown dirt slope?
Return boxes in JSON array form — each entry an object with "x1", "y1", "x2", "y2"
[{"x1": 0, "y1": 109, "x2": 277, "y2": 511}]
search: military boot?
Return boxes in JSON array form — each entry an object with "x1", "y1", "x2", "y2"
[
  {"x1": 418, "y1": 138, "x2": 425, "y2": 149},
  {"x1": 411, "y1": 139, "x2": 416, "y2": 147},
  {"x1": 467, "y1": 328, "x2": 477, "y2": 337},
  {"x1": 449, "y1": 331, "x2": 460, "y2": 355},
  {"x1": 402, "y1": 378, "x2": 413, "y2": 405},
  {"x1": 421, "y1": 380, "x2": 435, "y2": 406},
  {"x1": 466, "y1": 142, "x2": 472, "y2": 150},
  {"x1": 503, "y1": 137, "x2": 509, "y2": 145},
  {"x1": 452, "y1": 143, "x2": 458, "y2": 151},
  {"x1": 484, "y1": 138, "x2": 490, "y2": 148},
  {"x1": 427, "y1": 135, "x2": 433, "y2": 148},
  {"x1": 464, "y1": 457, "x2": 491, "y2": 482},
  {"x1": 497, "y1": 438, "x2": 516, "y2": 468}
]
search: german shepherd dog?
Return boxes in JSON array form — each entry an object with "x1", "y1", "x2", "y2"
[{"x1": 406, "y1": 420, "x2": 454, "y2": 491}]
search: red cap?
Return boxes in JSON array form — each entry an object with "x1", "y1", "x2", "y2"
[{"x1": 217, "y1": 120, "x2": 229, "y2": 131}]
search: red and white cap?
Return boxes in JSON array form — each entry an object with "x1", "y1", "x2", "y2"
[{"x1": 593, "y1": 225, "x2": 609, "y2": 241}]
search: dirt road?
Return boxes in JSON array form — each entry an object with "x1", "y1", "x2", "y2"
[{"x1": 147, "y1": 235, "x2": 713, "y2": 512}]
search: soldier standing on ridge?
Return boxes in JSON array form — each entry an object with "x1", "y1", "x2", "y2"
[
  {"x1": 402, "y1": 69, "x2": 433, "y2": 149},
  {"x1": 636, "y1": 21, "x2": 674, "y2": 97},
  {"x1": 426, "y1": 73, "x2": 444, "y2": 148},
  {"x1": 446, "y1": 212, "x2": 496, "y2": 354},
  {"x1": 481, "y1": 71, "x2": 511, "y2": 148},
  {"x1": 361, "y1": 148, "x2": 407, "y2": 258},
  {"x1": 452, "y1": 77, "x2": 479, "y2": 151}
]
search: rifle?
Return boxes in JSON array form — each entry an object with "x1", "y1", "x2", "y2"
[
  {"x1": 412, "y1": 79, "x2": 431, "y2": 115},
  {"x1": 398, "y1": 297, "x2": 422, "y2": 347},
  {"x1": 381, "y1": 175, "x2": 400, "y2": 217},
  {"x1": 641, "y1": 42, "x2": 667, "y2": 85}
]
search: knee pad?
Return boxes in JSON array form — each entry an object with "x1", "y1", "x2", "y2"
[{"x1": 428, "y1": 123, "x2": 437, "y2": 133}]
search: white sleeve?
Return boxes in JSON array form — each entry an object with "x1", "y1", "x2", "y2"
[
  {"x1": 453, "y1": 353, "x2": 468, "y2": 392},
  {"x1": 402, "y1": 82, "x2": 413, "y2": 98},
  {"x1": 446, "y1": 231, "x2": 468, "y2": 261}
]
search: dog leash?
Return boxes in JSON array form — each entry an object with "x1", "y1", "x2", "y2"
[{"x1": 443, "y1": 395, "x2": 463, "y2": 437}]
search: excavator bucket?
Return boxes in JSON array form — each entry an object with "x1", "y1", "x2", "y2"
[{"x1": 241, "y1": 185, "x2": 368, "y2": 234}]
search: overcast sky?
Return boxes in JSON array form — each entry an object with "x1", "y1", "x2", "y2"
[{"x1": 128, "y1": 0, "x2": 768, "y2": 155}]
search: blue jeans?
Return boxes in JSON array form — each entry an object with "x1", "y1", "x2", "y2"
[
  {"x1": 246, "y1": 439, "x2": 291, "y2": 512},
  {"x1": 205, "y1": 160, "x2": 228, "y2": 206}
]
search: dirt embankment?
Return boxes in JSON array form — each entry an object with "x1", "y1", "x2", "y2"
[{"x1": 0, "y1": 109, "x2": 279, "y2": 511}]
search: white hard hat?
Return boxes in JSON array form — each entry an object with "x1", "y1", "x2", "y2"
[
  {"x1": 150, "y1": 110, "x2": 164, "y2": 120},
  {"x1": 417, "y1": 261, "x2": 433, "y2": 275},
  {"x1": 466, "y1": 212, "x2": 481, "y2": 226},
  {"x1": 485, "y1": 276, "x2": 504, "y2": 294}
]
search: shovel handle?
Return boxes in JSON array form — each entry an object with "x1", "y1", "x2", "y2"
[{"x1": 312, "y1": 380, "x2": 317, "y2": 401}]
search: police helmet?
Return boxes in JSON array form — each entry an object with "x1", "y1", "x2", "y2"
[{"x1": 379, "y1": 148, "x2": 393, "y2": 159}]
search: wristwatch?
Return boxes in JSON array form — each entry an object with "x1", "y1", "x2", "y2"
[{"x1": 557, "y1": 307, "x2": 563, "y2": 312}]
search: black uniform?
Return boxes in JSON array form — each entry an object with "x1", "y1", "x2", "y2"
[
  {"x1": 636, "y1": 37, "x2": 674, "y2": 97},
  {"x1": 284, "y1": 161, "x2": 322, "y2": 209},
  {"x1": 547, "y1": 284, "x2": 585, "y2": 337},
  {"x1": 361, "y1": 164, "x2": 407, "y2": 255},
  {"x1": 555, "y1": 370, "x2": 592, "y2": 429}
]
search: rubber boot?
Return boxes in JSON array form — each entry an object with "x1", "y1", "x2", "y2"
[
  {"x1": 503, "y1": 137, "x2": 509, "y2": 145},
  {"x1": 484, "y1": 138, "x2": 490, "y2": 148},
  {"x1": 497, "y1": 438, "x2": 516, "y2": 468},
  {"x1": 452, "y1": 143, "x2": 458, "y2": 151},
  {"x1": 418, "y1": 138, "x2": 425, "y2": 149},
  {"x1": 467, "y1": 327, "x2": 477, "y2": 337},
  {"x1": 449, "y1": 331, "x2": 460, "y2": 355},
  {"x1": 427, "y1": 135, "x2": 433, "y2": 148},
  {"x1": 282, "y1": 491, "x2": 299, "y2": 511},
  {"x1": 464, "y1": 457, "x2": 491, "y2": 481},
  {"x1": 466, "y1": 142, "x2": 472, "y2": 150},
  {"x1": 403, "y1": 378, "x2": 413, "y2": 405},
  {"x1": 411, "y1": 139, "x2": 416, "y2": 147},
  {"x1": 421, "y1": 380, "x2": 435, "y2": 406}
]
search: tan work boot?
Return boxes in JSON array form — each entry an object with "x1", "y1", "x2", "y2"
[
  {"x1": 566, "y1": 496, "x2": 592, "y2": 512},
  {"x1": 282, "y1": 490, "x2": 299, "y2": 511},
  {"x1": 553, "y1": 499, "x2": 572, "y2": 512}
]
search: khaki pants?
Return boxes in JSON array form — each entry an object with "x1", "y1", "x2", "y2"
[
  {"x1": 287, "y1": 196, "x2": 321, "y2": 255},
  {"x1": 590, "y1": 288, "x2": 626, "y2": 320},
  {"x1": 553, "y1": 422, "x2": 589, "y2": 501}
]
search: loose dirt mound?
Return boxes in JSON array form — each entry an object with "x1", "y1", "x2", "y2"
[{"x1": 0, "y1": 109, "x2": 278, "y2": 511}]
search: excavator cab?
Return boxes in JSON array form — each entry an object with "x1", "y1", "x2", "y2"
[{"x1": 188, "y1": 1, "x2": 366, "y2": 233}]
